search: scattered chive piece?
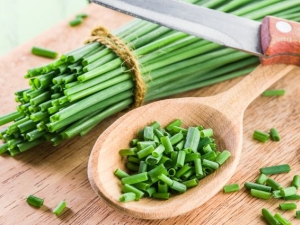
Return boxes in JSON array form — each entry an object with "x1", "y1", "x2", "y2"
[
  {"x1": 270, "y1": 128, "x2": 280, "y2": 141},
  {"x1": 253, "y1": 130, "x2": 270, "y2": 143},
  {"x1": 274, "y1": 212, "x2": 291, "y2": 225},
  {"x1": 296, "y1": 210, "x2": 300, "y2": 219},
  {"x1": 69, "y1": 18, "x2": 82, "y2": 26},
  {"x1": 283, "y1": 194, "x2": 300, "y2": 200},
  {"x1": 119, "y1": 193, "x2": 136, "y2": 202},
  {"x1": 121, "y1": 172, "x2": 148, "y2": 185},
  {"x1": 53, "y1": 200, "x2": 67, "y2": 216},
  {"x1": 260, "y1": 164, "x2": 291, "y2": 175},
  {"x1": 280, "y1": 186, "x2": 297, "y2": 197},
  {"x1": 256, "y1": 173, "x2": 268, "y2": 185},
  {"x1": 26, "y1": 194, "x2": 44, "y2": 208},
  {"x1": 279, "y1": 202, "x2": 297, "y2": 210},
  {"x1": 292, "y1": 175, "x2": 300, "y2": 189},
  {"x1": 250, "y1": 189, "x2": 272, "y2": 200},
  {"x1": 262, "y1": 89, "x2": 285, "y2": 97},
  {"x1": 31, "y1": 46, "x2": 58, "y2": 59},
  {"x1": 266, "y1": 178, "x2": 282, "y2": 191},
  {"x1": 262, "y1": 208, "x2": 279, "y2": 225},
  {"x1": 223, "y1": 183, "x2": 240, "y2": 193},
  {"x1": 244, "y1": 182, "x2": 271, "y2": 192},
  {"x1": 76, "y1": 13, "x2": 88, "y2": 19}
]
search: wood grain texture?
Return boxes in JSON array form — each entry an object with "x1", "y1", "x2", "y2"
[{"x1": 1, "y1": 3, "x2": 300, "y2": 225}]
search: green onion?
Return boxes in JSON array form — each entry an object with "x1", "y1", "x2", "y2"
[
  {"x1": 253, "y1": 130, "x2": 270, "y2": 143},
  {"x1": 279, "y1": 203, "x2": 297, "y2": 210},
  {"x1": 280, "y1": 186, "x2": 297, "y2": 197},
  {"x1": 292, "y1": 175, "x2": 300, "y2": 189},
  {"x1": 296, "y1": 211, "x2": 300, "y2": 219},
  {"x1": 266, "y1": 178, "x2": 282, "y2": 191},
  {"x1": 262, "y1": 89, "x2": 285, "y2": 97},
  {"x1": 53, "y1": 200, "x2": 67, "y2": 216},
  {"x1": 270, "y1": 128, "x2": 281, "y2": 141},
  {"x1": 260, "y1": 164, "x2": 291, "y2": 175},
  {"x1": 26, "y1": 194, "x2": 44, "y2": 208},
  {"x1": 250, "y1": 189, "x2": 272, "y2": 200},
  {"x1": 244, "y1": 182, "x2": 271, "y2": 192},
  {"x1": 256, "y1": 173, "x2": 268, "y2": 185},
  {"x1": 115, "y1": 119, "x2": 229, "y2": 201},
  {"x1": 262, "y1": 208, "x2": 279, "y2": 225},
  {"x1": 31, "y1": 46, "x2": 58, "y2": 59},
  {"x1": 1, "y1": 0, "x2": 300, "y2": 156},
  {"x1": 119, "y1": 193, "x2": 136, "y2": 202},
  {"x1": 69, "y1": 18, "x2": 82, "y2": 27},
  {"x1": 223, "y1": 183, "x2": 240, "y2": 193}
]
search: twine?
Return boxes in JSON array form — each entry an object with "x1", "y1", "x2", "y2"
[{"x1": 85, "y1": 26, "x2": 145, "y2": 108}]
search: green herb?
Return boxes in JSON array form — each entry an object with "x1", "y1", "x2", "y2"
[
  {"x1": 262, "y1": 208, "x2": 279, "y2": 225},
  {"x1": 270, "y1": 128, "x2": 281, "y2": 141},
  {"x1": 250, "y1": 189, "x2": 272, "y2": 200},
  {"x1": 1, "y1": 0, "x2": 300, "y2": 155},
  {"x1": 223, "y1": 183, "x2": 240, "y2": 193},
  {"x1": 31, "y1": 46, "x2": 58, "y2": 59},
  {"x1": 279, "y1": 203, "x2": 297, "y2": 210},
  {"x1": 244, "y1": 182, "x2": 271, "y2": 192},
  {"x1": 26, "y1": 194, "x2": 44, "y2": 208},
  {"x1": 119, "y1": 193, "x2": 136, "y2": 202},
  {"x1": 115, "y1": 119, "x2": 230, "y2": 201},
  {"x1": 69, "y1": 18, "x2": 82, "y2": 27},
  {"x1": 260, "y1": 164, "x2": 291, "y2": 175},
  {"x1": 53, "y1": 200, "x2": 67, "y2": 216},
  {"x1": 262, "y1": 89, "x2": 285, "y2": 97},
  {"x1": 252, "y1": 130, "x2": 270, "y2": 143}
]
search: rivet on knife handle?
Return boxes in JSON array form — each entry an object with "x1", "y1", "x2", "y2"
[{"x1": 261, "y1": 16, "x2": 300, "y2": 65}]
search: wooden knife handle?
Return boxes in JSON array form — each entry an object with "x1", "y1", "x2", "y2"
[{"x1": 260, "y1": 16, "x2": 300, "y2": 65}]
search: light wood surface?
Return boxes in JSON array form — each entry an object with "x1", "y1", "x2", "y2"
[{"x1": 1, "y1": 3, "x2": 300, "y2": 224}]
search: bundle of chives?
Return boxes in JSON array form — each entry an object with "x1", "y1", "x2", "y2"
[{"x1": 1, "y1": 0, "x2": 300, "y2": 156}]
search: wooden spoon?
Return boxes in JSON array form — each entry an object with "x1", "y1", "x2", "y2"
[{"x1": 88, "y1": 64, "x2": 296, "y2": 219}]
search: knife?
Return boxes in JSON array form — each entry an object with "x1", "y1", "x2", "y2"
[{"x1": 91, "y1": 0, "x2": 300, "y2": 66}]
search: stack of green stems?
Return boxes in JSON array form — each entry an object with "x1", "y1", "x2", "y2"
[{"x1": 0, "y1": 0, "x2": 300, "y2": 155}]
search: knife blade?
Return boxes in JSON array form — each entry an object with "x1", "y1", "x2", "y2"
[
  {"x1": 92, "y1": 0, "x2": 300, "y2": 65},
  {"x1": 92, "y1": 0, "x2": 262, "y2": 56}
]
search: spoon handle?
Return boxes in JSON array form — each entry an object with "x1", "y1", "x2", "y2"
[{"x1": 214, "y1": 64, "x2": 297, "y2": 121}]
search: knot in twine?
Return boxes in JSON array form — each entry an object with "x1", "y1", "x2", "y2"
[{"x1": 85, "y1": 26, "x2": 145, "y2": 108}]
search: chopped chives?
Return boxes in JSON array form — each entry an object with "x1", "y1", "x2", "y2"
[
  {"x1": 160, "y1": 136, "x2": 173, "y2": 154},
  {"x1": 171, "y1": 180, "x2": 186, "y2": 193},
  {"x1": 114, "y1": 168, "x2": 129, "y2": 179},
  {"x1": 274, "y1": 213, "x2": 291, "y2": 225},
  {"x1": 138, "y1": 161, "x2": 148, "y2": 173},
  {"x1": 292, "y1": 175, "x2": 300, "y2": 189},
  {"x1": 270, "y1": 128, "x2": 281, "y2": 141},
  {"x1": 256, "y1": 173, "x2": 268, "y2": 185},
  {"x1": 260, "y1": 164, "x2": 291, "y2": 175},
  {"x1": 250, "y1": 189, "x2": 272, "y2": 200},
  {"x1": 143, "y1": 126, "x2": 154, "y2": 141},
  {"x1": 266, "y1": 178, "x2": 282, "y2": 191},
  {"x1": 280, "y1": 186, "x2": 297, "y2": 197},
  {"x1": 184, "y1": 127, "x2": 200, "y2": 153},
  {"x1": 296, "y1": 210, "x2": 300, "y2": 219},
  {"x1": 119, "y1": 148, "x2": 137, "y2": 156},
  {"x1": 53, "y1": 200, "x2": 67, "y2": 216},
  {"x1": 69, "y1": 18, "x2": 82, "y2": 27},
  {"x1": 176, "y1": 150, "x2": 186, "y2": 167},
  {"x1": 122, "y1": 184, "x2": 144, "y2": 200},
  {"x1": 283, "y1": 194, "x2": 300, "y2": 200},
  {"x1": 158, "y1": 181, "x2": 168, "y2": 193},
  {"x1": 279, "y1": 203, "x2": 297, "y2": 210},
  {"x1": 152, "y1": 144, "x2": 165, "y2": 158},
  {"x1": 253, "y1": 130, "x2": 270, "y2": 143},
  {"x1": 215, "y1": 150, "x2": 231, "y2": 165},
  {"x1": 165, "y1": 119, "x2": 182, "y2": 132},
  {"x1": 119, "y1": 192, "x2": 136, "y2": 202},
  {"x1": 182, "y1": 178, "x2": 198, "y2": 188},
  {"x1": 152, "y1": 192, "x2": 170, "y2": 200},
  {"x1": 262, "y1": 208, "x2": 279, "y2": 225},
  {"x1": 26, "y1": 195, "x2": 44, "y2": 208},
  {"x1": 31, "y1": 46, "x2": 58, "y2": 59},
  {"x1": 262, "y1": 89, "x2": 285, "y2": 97},
  {"x1": 244, "y1": 182, "x2": 271, "y2": 192},
  {"x1": 223, "y1": 183, "x2": 240, "y2": 193},
  {"x1": 136, "y1": 145, "x2": 155, "y2": 159}
]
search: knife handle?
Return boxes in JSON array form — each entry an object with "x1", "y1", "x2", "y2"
[{"x1": 261, "y1": 16, "x2": 300, "y2": 65}]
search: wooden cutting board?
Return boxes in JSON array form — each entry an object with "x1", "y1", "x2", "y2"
[{"x1": 1, "y1": 3, "x2": 300, "y2": 224}]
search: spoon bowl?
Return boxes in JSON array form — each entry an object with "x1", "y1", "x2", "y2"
[{"x1": 88, "y1": 64, "x2": 296, "y2": 219}]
